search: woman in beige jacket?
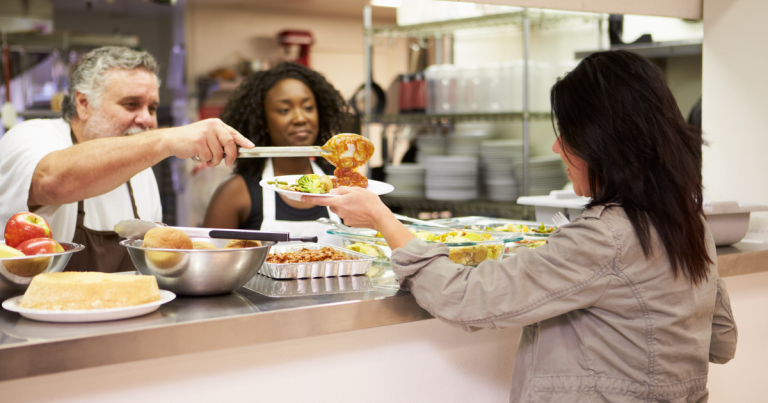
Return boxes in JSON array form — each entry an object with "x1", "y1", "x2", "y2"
[{"x1": 304, "y1": 50, "x2": 737, "y2": 403}]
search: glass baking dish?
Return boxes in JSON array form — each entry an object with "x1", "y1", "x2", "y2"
[
  {"x1": 423, "y1": 216, "x2": 556, "y2": 238},
  {"x1": 327, "y1": 226, "x2": 522, "y2": 267}
]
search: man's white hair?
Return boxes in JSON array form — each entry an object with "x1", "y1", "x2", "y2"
[{"x1": 62, "y1": 46, "x2": 160, "y2": 122}]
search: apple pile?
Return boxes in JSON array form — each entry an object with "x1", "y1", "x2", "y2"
[{"x1": 1, "y1": 212, "x2": 63, "y2": 258}]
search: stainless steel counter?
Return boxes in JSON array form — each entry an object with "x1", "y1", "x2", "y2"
[{"x1": 0, "y1": 241, "x2": 765, "y2": 382}]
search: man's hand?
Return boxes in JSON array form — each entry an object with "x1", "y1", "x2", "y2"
[{"x1": 162, "y1": 118, "x2": 254, "y2": 167}]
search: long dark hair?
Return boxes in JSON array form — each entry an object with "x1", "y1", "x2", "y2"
[
  {"x1": 221, "y1": 62, "x2": 347, "y2": 178},
  {"x1": 551, "y1": 50, "x2": 711, "y2": 284}
]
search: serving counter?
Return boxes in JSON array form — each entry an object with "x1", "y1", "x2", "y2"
[{"x1": 0, "y1": 241, "x2": 766, "y2": 399}]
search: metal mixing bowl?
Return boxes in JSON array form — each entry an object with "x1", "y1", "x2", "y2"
[
  {"x1": 121, "y1": 238, "x2": 274, "y2": 296},
  {"x1": 0, "y1": 241, "x2": 85, "y2": 299}
]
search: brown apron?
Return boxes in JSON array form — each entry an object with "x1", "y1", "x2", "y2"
[{"x1": 65, "y1": 129, "x2": 140, "y2": 273}]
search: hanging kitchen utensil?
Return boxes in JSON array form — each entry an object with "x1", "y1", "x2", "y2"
[
  {"x1": 114, "y1": 219, "x2": 318, "y2": 243},
  {"x1": 1, "y1": 37, "x2": 17, "y2": 130}
]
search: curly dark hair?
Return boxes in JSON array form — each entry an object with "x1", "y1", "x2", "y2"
[{"x1": 221, "y1": 62, "x2": 347, "y2": 178}]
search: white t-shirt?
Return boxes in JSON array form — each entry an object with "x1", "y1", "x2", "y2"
[{"x1": 0, "y1": 118, "x2": 162, "y2": 242}]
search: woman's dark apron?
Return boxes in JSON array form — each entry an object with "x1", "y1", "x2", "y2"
[{"x1": 65, "y1": 129, "x2": 140, "y2": 273}]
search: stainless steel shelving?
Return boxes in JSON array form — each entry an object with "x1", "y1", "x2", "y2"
[
  {"x1": 575, "y1": 39, "x2": 702, "y2": 59},
  {"x1": 361, "y1": 7, "x2": 597, "y2": 205},
  {"x1": 381, "y1": 196, "x2": 530, "y2": 221},
  {"x1": 367, "y1": 9, "x2": 600, "y2": 38},
  {"x1": 366, "y1": 111, "x2": 551, "y2": 124},
  {"x1": 5, "y1": 32, "x2": 140, "y2": 52}
]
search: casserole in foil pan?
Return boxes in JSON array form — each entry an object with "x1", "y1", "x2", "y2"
[
  {"x1": 244, "y1": 273, "x2": 375, "y2": 297},
  {"x1": 260, "y1": 243, "x2": 375, "y2": 279}
]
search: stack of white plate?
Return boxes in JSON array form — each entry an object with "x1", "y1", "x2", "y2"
[
  {"x1": 479, "y1": 140, "x2": 523, "y2": 201},
  {"x1": 425, "y1": 156, "x2": 479, "y2": 200},
  {"x1": 384, "y1": 164, "x2": 426, "y2": 198},
  {"x1": 416, "y1": 135, "x2": 447, "y2": 163},
  {"x1": 447, "y1": 132, "x2": 495, "y2": 157},
  {"x1": 512, "y1": 155, "x2": 568, "y2": 196}
]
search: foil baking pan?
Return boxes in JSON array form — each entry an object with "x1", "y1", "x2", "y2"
[
  {"x1": 260, "y1": 244, "x2": 375, "y2": 279},
  {"x1": 244, "y1": 273, "x2": 374, "y2": 297}
]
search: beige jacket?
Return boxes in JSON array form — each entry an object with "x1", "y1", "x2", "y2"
[{"x1": 392, "y1": 205, "x2": 737, "y2": 403}]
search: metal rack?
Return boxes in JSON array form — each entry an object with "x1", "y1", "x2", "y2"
[
  {"x1": 362, "y1": 7, "x2": 598, "y2": 214},
  {"x1": 368, "y1": 9, "x2": 600, "y2": 38},
  {"x1": 4, "y1": 32, "x2": 140, "y2": 52},
  {"x1": 367, "y1": 111, "x2": 551, "y2": 124},
  {"x1": 381, "y1": 196, "x2": 531, "y2": 221}
]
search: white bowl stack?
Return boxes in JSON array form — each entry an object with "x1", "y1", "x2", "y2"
[
  {"x1": 480, "y1": 140, "x2": 523, "y2": 201},
  {"x1": 513, "y1": 155, "x2": 568, "y2": 196},
  {"x1": 425, "y1": 156, "x2": 479, "y2": 200},
  {"x1": 416, "y1": 135, "x2": 447, "y2": 163},
  {"x1": 384, "y1": 164, "x2": 426, "y2": 198},
  {"x1": 447, "y1": 132, "x2": 495, "y2": 157}
]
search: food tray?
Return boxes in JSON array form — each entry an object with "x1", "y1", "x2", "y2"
[
  {"x1": 328, "y1": 226, "x2": 522, "y2": 267},
  {"x1": 260, "y1": 244, "x2": 375, "y2": 279},
  {"x1": 425, "y1": 216, "x2": 555, "y2": 237}
]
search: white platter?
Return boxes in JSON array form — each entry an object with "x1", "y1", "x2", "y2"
[
  {"x1": 260, "y1": 175, "x2": 394, "y2": 201},
  {"x1": 2, "y1": 290, "x2": 176, "y2": 323}
]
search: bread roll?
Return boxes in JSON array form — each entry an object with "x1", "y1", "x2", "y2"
[
  {"x1": 223, "y1": 239, "x2": 261, "y2": 249},
  {"x1": 142, "y1": 227, "x2": 193, "y2": 250},
  {"x1": 192, "y1": 241, "x2": 218, "y2": 250}
]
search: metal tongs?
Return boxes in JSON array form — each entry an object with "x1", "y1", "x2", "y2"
[
  {"x1": 115, "y1": 219, "x2": 317, "y2": 243},
  {"x1": 238, "y1": 146, "x2": 333, "y2": 158}
]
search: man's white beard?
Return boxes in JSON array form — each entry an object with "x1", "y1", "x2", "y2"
[{"x1": 82, "y1": 107, "x2": 148, "y2": 140}]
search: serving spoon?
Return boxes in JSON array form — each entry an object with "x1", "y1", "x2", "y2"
[{"x1": 114, "y1": 219, "x2": 317, "y2": 243}]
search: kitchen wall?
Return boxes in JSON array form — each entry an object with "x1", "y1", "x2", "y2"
[
  {"x1": 53, "y1": 10, "x2": 174, "y2": 106},
  {"x1": 185, "y1": 5, "x2": 408, "y2": 101},
  {"x1": 701, "y1": 0, "x2": 768, "y2": 399}
]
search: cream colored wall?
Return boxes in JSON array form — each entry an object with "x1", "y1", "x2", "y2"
[
  {"x1": 185, "y1": 6, "x2": 407, "y2": 101},
  {"x1": 686, "y1": 0, "x2": 768, "y2": 399},
  {"x1": 702, "y1": 0, "x2": 768, "y2": 231}
]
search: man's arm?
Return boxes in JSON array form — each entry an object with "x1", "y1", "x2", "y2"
[{"x1": 28, "y1": 119, "x2": 253, "y2": 207}]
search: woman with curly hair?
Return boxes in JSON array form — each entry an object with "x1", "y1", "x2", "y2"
[{"x1": 203, "y1": 63, "x2": 347, "y2": 242}]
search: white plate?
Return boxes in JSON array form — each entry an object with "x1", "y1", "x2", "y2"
[
  {"x1": 2, "y1": 290, "x2": 176, "y2": 323},
  {"x1": 260, "y1": 175, "x2": 394, "y2": 201}
]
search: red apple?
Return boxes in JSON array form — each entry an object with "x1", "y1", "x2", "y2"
[
  {"x1": 16, "y1": 238, "x2": 64, "y2": 256},
  {"x1": 4, "y1": 212, "x2": 52, "y2": 248}
]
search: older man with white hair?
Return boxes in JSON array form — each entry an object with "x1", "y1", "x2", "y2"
[{"x1": 0, "y1": 46, "x2": 254, "y2": 272}]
